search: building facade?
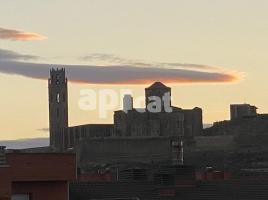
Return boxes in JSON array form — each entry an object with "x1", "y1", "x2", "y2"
[
  {"x1": 114, "y1": 82, "x2": 203, "y2": 138},
  {"x1": 0, "y1": 147, "x2": 76, "y2": 200},
  {"x1": 230, "y1": 104, "x2": 257, "y2": 120},
  {"x1": 63, "y1": 124, "x2": 114, "y2": 149}
]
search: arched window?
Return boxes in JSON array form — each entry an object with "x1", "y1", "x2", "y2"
[{"x1": 56, "y1": 93, "x2": 60, "y2": 103}]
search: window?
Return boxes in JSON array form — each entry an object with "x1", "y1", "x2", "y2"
[
  {"x1": 56, "y1": 93, "x2": 60, "y2": 103},
  {"x1": 56, "y1": 75, "x2": 60, "y2": 85}
]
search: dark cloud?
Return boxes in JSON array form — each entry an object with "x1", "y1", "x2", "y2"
[
  {"x1": 160, "y1": 62, "x2": 220, "y2": 71},
  {"x1": 0, "y1": 27, "x2": 47, "y2": 41},
  {"x1": 0, "y1": 49, "x2": 38, "y2": 61},
  {"x1": 0, "y1": 49, "x2": 240, "y2": 84},
  {"x1": 81, "y1": 53, "x2": 221, "y2": 72},
  {"x1": 81, "y1": 53, "x2": 125, "y2": 63}
]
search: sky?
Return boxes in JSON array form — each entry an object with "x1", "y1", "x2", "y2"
[{"x1": 0, "y1": 0, "x2": 268, "y2": 140}]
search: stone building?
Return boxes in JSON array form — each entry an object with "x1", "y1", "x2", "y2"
[
  {"x1": 48, "y1": 69, "x2": 203, "y2": 151},
  {"x1": 114, "y1": 82, "x2": 203, "y2": 139},
  {"x1": 230, "y1": 104, "x2": 257, "y2": 120},
  {"x1": 48, "y1": 68, "x2": 68, "y2": 150},
  {"x1": 63, "y1": 124, "x2": 114, "y2": 149},
  {"x1": 204, "y1": 110, "x2": 268, "y2": 137}
]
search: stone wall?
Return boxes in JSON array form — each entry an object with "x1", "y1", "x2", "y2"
[
  {"x1": 77, "y1": 137, "x2": 175, "y2": 169},
  {"x1": 203, "y1": 114, "x2": 268, "y2": 136},
  {"x1": 63, "y1": 124, "x2": 114, "y2": 149},
  {"x1": 114, "y1": 107, "x2": 202, "y2": 138}
]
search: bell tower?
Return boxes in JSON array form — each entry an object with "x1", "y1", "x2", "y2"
[{"x1": 48, "y1": 68, "x2": 68, "y2": 150}]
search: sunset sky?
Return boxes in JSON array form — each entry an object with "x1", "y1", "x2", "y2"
[{"x1": 0, "y1": 0, "x2": 268, "y2": 140}]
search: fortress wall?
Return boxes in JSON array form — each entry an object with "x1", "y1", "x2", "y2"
[{"x1": 77, "y1": 137, "x2": 174, "y2": 167}]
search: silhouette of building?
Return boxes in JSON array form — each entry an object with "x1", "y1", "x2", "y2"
[
  {"x1": 0, "y1": 146, "x2": 76, "y2": 200},
  {"x1": 145, "y1": 81, "x2": 171, "y2": 110},
  {"x1": 114, "y1": 82, "x2": 203, "y2": 138},
  {"x1": 230, "y1": 104, "x2": 257, "y2": 120},
  {"x1": 48, "y1": 68, "x2": 68, "y2": 150},
  {"x1": 204, "y1": 104, "x2": 267, "y2": 137},
  {"x1": 48, "y1": 69, "x2": 203, "y2": 156}
]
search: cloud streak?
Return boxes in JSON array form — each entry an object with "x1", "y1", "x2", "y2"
[
  {"x1": 0, "y1": 27, "x2": 47, "y2": 41},
  {"x1": 81, "y1": 53, "x2": 222, "y2": 72},
  {"x1": 0, "y1": 49, "x2": 241, "y2": 84},
  {"x1": 0, "y1": 49, "x2": 38, "y2": 61}
]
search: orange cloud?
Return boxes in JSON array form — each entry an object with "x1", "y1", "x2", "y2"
[
  {"x1": 80, "y1": 72, "x2": 240, "y2": 85},
  {"x1": 0, "y1": 62, "x2": 241, "y2": 85},
  {"x1": 0, "y1": 49, "x2": 242, "y2": 85},
  {"x1": 0, "y1": 27, "x2": 47, "y2": 41}
]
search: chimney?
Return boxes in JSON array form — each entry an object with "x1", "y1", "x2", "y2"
[{"x1": 0, "y1": 146, "x2": 7, "y2": 165}]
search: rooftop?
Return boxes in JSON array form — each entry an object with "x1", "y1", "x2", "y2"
[{"x1": 146, "y1": 81, "x2": 170, "y2": 89}]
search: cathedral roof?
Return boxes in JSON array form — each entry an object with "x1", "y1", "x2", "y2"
[{"x1": 147, "y1": 81, "x2": 169, "y2": 89}]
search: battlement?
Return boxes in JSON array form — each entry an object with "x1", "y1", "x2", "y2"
[{"x1": 49, "y1": 67, "x2": 67, "y2": 86}]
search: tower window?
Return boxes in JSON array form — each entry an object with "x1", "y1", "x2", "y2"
[
  {"x1": 56, "y1": 75, "x2": 60, "y2": 85},
  {"x1": 56, "y1": 93, "x2": 60, "y2": 103}
]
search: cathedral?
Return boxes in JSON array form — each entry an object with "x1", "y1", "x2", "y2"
[{"x1": 49, "y1": 68, "x2": 203, "y2": 154}]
